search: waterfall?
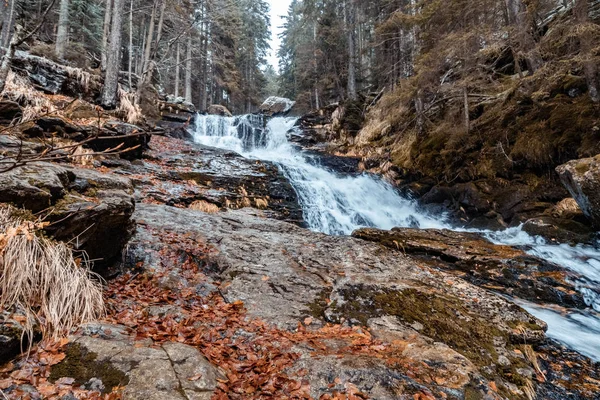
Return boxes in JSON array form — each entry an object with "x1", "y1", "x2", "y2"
[{"x1": 193, "y1": 114, "x2": 600, "y2": 361}]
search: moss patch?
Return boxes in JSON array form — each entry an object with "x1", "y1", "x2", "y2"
[
  {"x1": 303, "y1": 288, "x2": 333, "y2": 319},
  {"x1": 49, "y1": 343, "x2": 128, "y2": 393},
  {"x1": 332, "y1": 286, "x2": 503, "y2": 367},
  {"x1": 327, "y1": 284, "x2": 541, "y2": 397}
]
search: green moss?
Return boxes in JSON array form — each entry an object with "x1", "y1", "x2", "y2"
[
  {"x1": 179, "y1": 172, "x2": 211, "y2": 185},
  {"x1": 330, "y1": 285, "x2": 505, "y2": 368},
  {"x1": 464, "y1": 383, "x2": 485, "y2": 400},
  {"x1": 304, "y1": 288, "x2": 333, "y2": 319},
  {"x1": 50, "y1": 343, "x2": 129, "y2": 393},
  {"x1": 4, "y1": 206, "x2": 36, "y2": 222},
  {"x1": 85, "y1": 187, "x2": 99, "y2": 197},
  {"x1": 506, "y1": 319, "x2": 543, "y2": 332},
  {"x1": 575, "y1": 162, "x2": 590, "y2": 175},
  {"x1": 327, "y1": 284, "x2": 542, "y2": 398}
]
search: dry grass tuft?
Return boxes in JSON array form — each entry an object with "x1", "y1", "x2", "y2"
[
  {"x1": 118, "y1": 87, "x2": 143, "y2": 124},
  {"x1": 3, "y1": 72, "x2": 56, "y2": 122},
  {"x1": 69, "y1": 146, "x2": 95, "y2": 166},
  {"x1": 254, "y1": 198, "x2": 269, "y2": 210},
  {"x1": 523, "y1": 344, "x2": 546, "y2": 382},
  {"x1": 0, "y1": 207, "x2": 104, "y2": 347},
  {"x1": 189, "y1": 200, "x2": 220, "y2": 214},
  {"x1": 523, "y1": 378, "x2": 536, "y2": 400}
]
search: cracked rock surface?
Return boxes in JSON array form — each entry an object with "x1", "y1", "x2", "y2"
[{"x1": 67, "y1": 324, "x2": 220, "y2": 400}]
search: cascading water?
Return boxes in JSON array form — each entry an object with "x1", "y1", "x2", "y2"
[{"x1": 193, "y1": 114, "x2": 600, "y2": 361}]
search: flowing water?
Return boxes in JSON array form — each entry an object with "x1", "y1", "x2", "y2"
[{"x1": 193, "y1": 114, "x2": 600, "y2": 361}]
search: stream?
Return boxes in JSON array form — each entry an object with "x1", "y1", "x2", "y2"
[{"x1": 193, "y1": 114, "x2": 600, "y2": 362}]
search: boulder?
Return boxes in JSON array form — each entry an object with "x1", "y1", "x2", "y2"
[
  {"x1": 156, "y1": 99, "x2": 195, "y2": 140},
  {"x1": 206, "y1": 104, "x2": 232, "y2": 117},
  {"x1": 259, "y1": 96, "x2": 295, "y2": 117},
  {"x1": 21, "y1": 117, "x2": 151, "y2": 160},
  {"x1": 0, "y1": 315, "x2": 25, "y2": 365},
  {"x1": 0, "y1": 100, "x2": 22, "y2": 125},
  {"x1": 0, "y1": 162, "x2": 70, "y2": 212},
  {"x1": 159, "y1": 98, "x2": 196, "y2": 123},
  {"x1": 352, "y1": 227, "x2": 588, "y2": 308},
  {"x1": 44, "y1": 168, "x2": 135, "y2": 275},
  {"x1": 522, "y1": 216, "x2": 596, "y2": 245},
  {"x1": 556, "y1": 155, "x2": 600, "y2": 228},
  {"x1": 11, "y1": 51, "x2": 102, "y2": 101},
  {"x1": 90, "y1": 121, "x2": 151, "y2": 160},
  {"x1": 0, "y1": 162, "x2": 135, "y2": 275},
  {"x1": 47, "y1": 324, "x2": 220, "y2": 399},
  {"x1": 123, "y1": 204, "x2": 600, "y2": 399}
]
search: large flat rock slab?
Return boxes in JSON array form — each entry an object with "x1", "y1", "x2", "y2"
[{"x1": 124, "y1": 203, "x2": 600, "y2": 399}]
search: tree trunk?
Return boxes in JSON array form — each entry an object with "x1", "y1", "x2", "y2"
[
  {"x1": 575, "y1": 0, "x2": 599, "y2": 103},
  {"x1": 128, "y1": 0, "x2": 133, "y2": 89},
  {"x1": 175, "y1": 41, "x2": 180, "y2": 98},
  {"x1": 101, "y1": 0, "x2": 113, "y2": 71},
  {"x1": 463, "y1": 87, "x2": 470, "y2": 134},
  {"x1": 505, "y1": 0, "x2": 542, "y2": 73},
  {"x1": 185, "y1": 35, "x2": 192, "y2": 103},
  {"x1": 1, "y1": 0, "x2": 16, "y2": 50},
  {"x1": 0, "y1": 25, "x2": 23, "y2": 95},
  {"x1": 345, "y1": 0, "x2": 357, "y2": 100},
  {"x1": 101, "y1": 0, "x2": 126, "y2": 108},
  {"x1": 55, "y1": 0, "x2": 70, "y2": 59},
  {"x1": 199, "y1": 17, "x2": 209, "y2": 110},
  {"x1": 139, "y1": 0, "x2": 157, "y2": 84}
]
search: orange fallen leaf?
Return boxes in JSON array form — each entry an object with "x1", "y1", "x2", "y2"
[{"x1": 188, "y1": 373, "x2": 203, "y2": 381}]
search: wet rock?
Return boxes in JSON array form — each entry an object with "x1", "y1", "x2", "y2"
[
  {"x1": 302, "y1": 151, "x2": 362, "y2": 174},
  {"x1": 44, "y1": 168, "x2": 135, "y2": 275},
  {"x1": 522, "y1": 216, "x2": 596, "y2": 245},
  {"x1": 259, "y1": 96, "x2": 295, "y2": 117},
  {"x1": 21, "y1": 116, "x2": 151, "y2": 160},
  {"x1": 90, "y1": 121, "x2": 151, "y2": 160},
  {"x1": 0, "y1": 100, "x2": 22, "y2": 125},
  {"x1": 11, "y1": 51, "x2": 102, "y2": 100},
  {"x1": 0, "y1": 162, "x2": 69, "y2": 212},
  {"x1": 206, "y1": 104, "x2": 232, "y2": 117},
  {"x1": 125, "y1": 204, "x2": 600, "y2": 399},
  {"x1": 352, "y1": 227, "x2": 587, "y2": 309},
  {"x1": 557, "y1": 155, "x2": 600, "y2": 229},
  {"x1": 0, "y1": 318, "x2": 24, "y2": 365},
  {"x1": 0, "y1": 162, "x2": 135, "y2": 274},
  {"x1": 111, "y1": 135, "x2": 303, "y2": 224}
]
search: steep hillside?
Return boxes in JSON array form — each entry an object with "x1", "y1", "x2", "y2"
[{"x1": 299, "y1": 3, "x2": 600, "y2": 238}]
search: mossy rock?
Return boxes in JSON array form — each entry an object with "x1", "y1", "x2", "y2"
[
  {"x1": 326, "y1": 284, "x2": 541, "y2": 395},
  {"x1": 50, "y1": 343, "x2": 129, "y2": 393}
]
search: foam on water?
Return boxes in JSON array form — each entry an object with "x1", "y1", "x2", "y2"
[{"x1": 193, "y1": 114, "x2": 600, "y2": 358}]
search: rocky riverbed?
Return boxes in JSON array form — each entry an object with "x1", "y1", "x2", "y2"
[{"x1": 0, "y1": 75, "x2": 599, "y2": 398}]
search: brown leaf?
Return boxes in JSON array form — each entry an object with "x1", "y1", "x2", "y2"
[{"x1": 188, "y1": 373, "x2": 203, "y2": 381}]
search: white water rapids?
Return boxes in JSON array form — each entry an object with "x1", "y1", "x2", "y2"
[{"x1": 193, "y1": 114, "x2": 600, "y2": 361}]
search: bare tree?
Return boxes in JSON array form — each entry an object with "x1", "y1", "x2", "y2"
[
  {"x1": 55, "y1": 0, "x2": 69, "y2": 59},
  {"x1": 1, "y1": 0, "x2": 16, "y2": 49},
  {"x1": 100, "y1": 0, "x2": 126, "y2": 108},
  {"x1": 575, "y1": 0, "x2": 599, "y2": 103},
  {"x1": 101, "y1": 0, "x2": 113, "y2": 71},
  {"x1": 1, "y1": 0, "x2": 58, "y2": 94},
  {"x1": 185, "y1": 34, "x2": 192, "y2": 103}
]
